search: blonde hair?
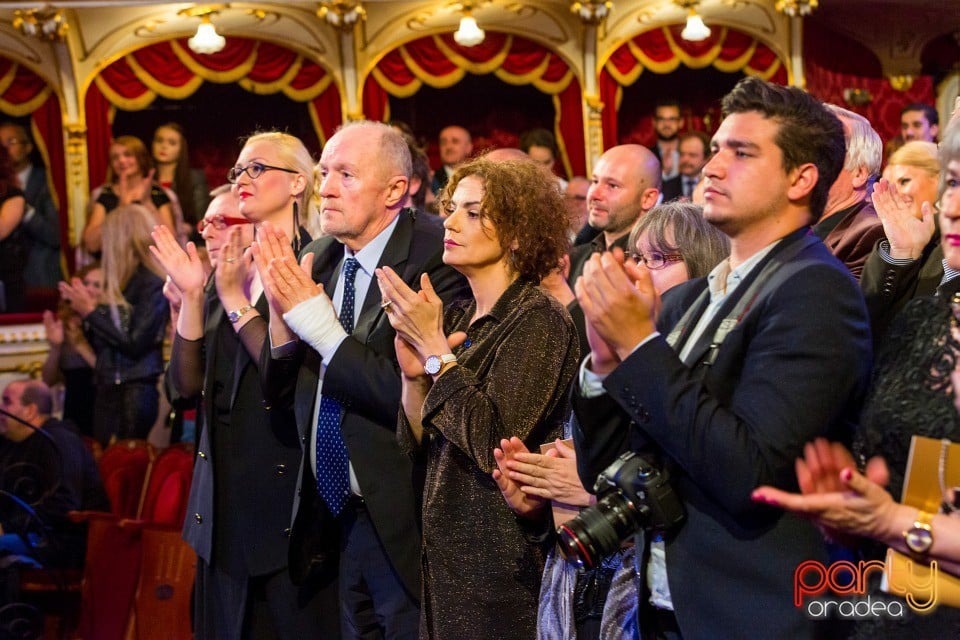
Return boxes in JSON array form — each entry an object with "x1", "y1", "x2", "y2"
[
  {"x1": 241, "y1": 131, "x2": 314, "y2": 241},
  {"x1": 100, "y1": 204, "x2": 164, "y2": 308},
  {"x1": 887, "y1": 140, "x2": 940, "y2": 176}
]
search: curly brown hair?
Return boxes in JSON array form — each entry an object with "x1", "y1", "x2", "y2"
[{"x1": 441, "y1": 157, "x2": 568, "y2": 282}]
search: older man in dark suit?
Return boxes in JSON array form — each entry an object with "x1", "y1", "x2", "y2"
[
  {"x1": 573, "y1": 78, "x2": 872, "y2": 639},
  {"x1": 257, "y1": 121, "x2": 468, "y2": 640}
]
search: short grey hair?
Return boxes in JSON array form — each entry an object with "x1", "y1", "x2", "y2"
[{"x1": 825, "y1": 104, "x2": 882, "y2": 178}]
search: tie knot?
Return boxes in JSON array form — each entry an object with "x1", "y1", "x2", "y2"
[{"x1": 343, "y1": 257, "x2": 360, "y2": 283}]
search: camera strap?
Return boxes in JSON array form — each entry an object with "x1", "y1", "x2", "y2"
[{"x1": 667, "y1": 232, "x2": 817, "y2": 367}]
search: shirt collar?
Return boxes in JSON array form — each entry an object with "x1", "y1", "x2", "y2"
[
  {"x1": 344, "y1": 213, "x2": 401, "y2": 277},
  {"x1": 706, "y1": 239, "x2": 781, "y2": 300}
]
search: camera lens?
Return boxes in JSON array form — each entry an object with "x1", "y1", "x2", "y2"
[{"x1": 557, "y1": 490, "x2": 640, "y2": 569}]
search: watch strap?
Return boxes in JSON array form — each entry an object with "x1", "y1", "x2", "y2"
[{"x1": 228, "y1": 305, "x2": 254, "y2": 323}]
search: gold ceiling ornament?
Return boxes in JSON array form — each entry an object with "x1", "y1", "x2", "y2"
[
  {"x1": 12, "y1": 6, "x2": 68, "y2": 43},
  {"x1": 774, "y1": 0, "x2": 819, "y2": 17},
  {"x1": 317, "y1": 1, "x2": 366, "y2": 30},
  {"x1": 570, "y1": 1, "x2": 614, "y2": 26}
]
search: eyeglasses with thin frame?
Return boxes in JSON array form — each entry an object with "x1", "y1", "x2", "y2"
[
  {"x1": 197, "y1": 214, "x2": 252, "y2": 233},
  {"x1": 625, "y1": 250, "x2": 683, "y2": 270},
  {"x1": 227, "y1": 161, "x2": 298, "y2": 184}
]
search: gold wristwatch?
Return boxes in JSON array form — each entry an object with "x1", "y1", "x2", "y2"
[{"x1": 903, "y1": 509, "x2": 935, "y2": 555}]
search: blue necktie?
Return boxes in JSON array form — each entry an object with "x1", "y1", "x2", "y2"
[{"x1": 315, "y1": 257, "x2": 359, "y2": 516}]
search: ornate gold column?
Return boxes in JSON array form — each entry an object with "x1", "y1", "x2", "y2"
[
  {"x1": 571, "y1": 1, "x2": 611, "y2": 174},
  {"x1": 318, "y1": 1, "x2": 366, "y2": 121}
]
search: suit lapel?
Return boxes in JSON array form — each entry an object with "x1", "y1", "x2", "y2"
[{"x1": 353, "y1": 212, "x2": 414, "y2": 344}]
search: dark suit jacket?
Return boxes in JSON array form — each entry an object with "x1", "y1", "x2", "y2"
[
  {"x1": 177, "y1": 281, "x2": 304, "y2": 577},
  {"x1": 261, "y1": 209, "x2": 469, "y2": 597},
  {"x1": 573, "y1": 228, "x2": 872, "y2": 640},
  {"x1": 21, "y1": 165, "x2": 62, "y2": 287},
  {"x1": 816, "y1": 199, "x2": 885, "y2": 281},
  {"x1": 860, "y1": 227, "x2": 943, "y2": 341},
  {"x1": 660, "y1": 175, "x2": 682, "y2": 202}
]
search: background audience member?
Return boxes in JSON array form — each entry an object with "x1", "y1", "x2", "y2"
[
  {"x1": 520, "y1": 127, "x2": 568, "y2": 189},
  {"x1": 861, "y1": 140, "x2": 943, "y2": 339},
  {"x1": 0, "y1": 143, "x2": 26, "y2": 312},
  {"x1": 152, "y1": 122, "x2": 210, "y2": 240},
  {"x1": 661, "y1": 131, "x2": 709, "y2": 202},
  {"x1": 0, "y1": 379, "x2": 109, "y2": 569},
  {"x1": 41, "y1": 263, "x2": 101, "y2": 438},
  {"x1": 378, "y1": 156, "x2": 578, "y2": 640},
  {"x1": 61, "y1": 204, "x2": 169, "y2": 446},
  {"x1": 649, "y1": 98, "x2": 682, "y2": 181},
  {"x1": 431, "y1": 125, "x2": 472, "y2": 195},
  {"x1": 900, "y1": 102, "x2": 939, "y2": 143},
  {"x1": 565, "y1": 176, "x2": 594, "y2": 245},
  {"x1": 83, "y1": 135, "x2": 177, "y2": 255},
  {"x1": 814, "y1": 104, "x2": 886, "y2": 280},
  {"x1": 0, "y1": 121, "x2": 61, "y2": 288}
]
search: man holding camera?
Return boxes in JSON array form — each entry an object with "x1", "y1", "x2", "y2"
[{"x1": 572, "y1": 78, "x2": 872, "y2": 639}]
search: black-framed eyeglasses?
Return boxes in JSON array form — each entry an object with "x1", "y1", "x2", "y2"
[
  {"x1": 197, "y1": 214, "x2": 252, "y2": 233},
  {"x1": 227, "y1": 162, "x2": 298, "y2": 183},
  {"x1": 626, "y1": 251, "x2": 683, "y2": 270}
]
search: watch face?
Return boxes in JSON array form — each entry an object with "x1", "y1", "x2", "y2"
[
  {"x1": 906, "y1": 526, "x2": 933, "y2": 553},
  {"x1": 424, "y1": 356, "x2": 441, "y2": 375}
]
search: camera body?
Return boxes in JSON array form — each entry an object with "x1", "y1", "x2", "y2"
[{"x1": 557, "y1": 451, "x2": 685, "y2": 568}]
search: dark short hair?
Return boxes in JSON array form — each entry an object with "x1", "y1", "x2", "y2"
[
  {"x1": 655, "y1": 98, "x2": 681, "y2": 111},
  {"x1": 627, "y1": 202, "x2": 730, "y2": 279},
  {"x1": 519, "y1": 128, "x2": 558, "y2": 157},
  {"x1": 441, "y1": 157, "x2": 568, "y2": 281},
  {"x1": 679, "y1": 130, "x2": 710, "y2": 155},
  {"x1": 19, "y1": 380, "x2": 53, "y2": 416},
  {"x1": 901, "y1": 103, "x2": 939, "y2": 126},
  {"x1": 721, "y1": 77, "x2": 845, "y2": 222}
]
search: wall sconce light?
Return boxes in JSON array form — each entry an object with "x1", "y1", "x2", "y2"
[
  {"x1": 13, "y1": 7, "x2": 68, "y2": 42},
  {"x1": 775, "y1": 0, "x2": 819, "y2": 17},
  {"x1": 180, "y1": 5, "x2": 227, "y2": 54},
  {"x1": 675, "y1": 1, "x2": 711, "y2": 42},
  {"x1": 842, "y1": 88, "x2": 873, "y2": 107},
  {"x1": 454, "y1": 2, "x2": 485, "y2": 47},
  {"x1": 317, "y1": 1, "x2": 366, "y2": 30}
]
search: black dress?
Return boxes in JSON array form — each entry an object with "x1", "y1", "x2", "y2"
[{"x1": 852, "y1": 280, "x2": 960, "y2": 638}]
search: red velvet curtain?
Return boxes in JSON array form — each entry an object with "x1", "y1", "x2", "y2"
[
  {"x1": 362, "y1": 33, "x2": 586, "y2": 177},
  {"x1": 87, "y1": 37, "x2": 342, "y2": 188},
  {"x1": 600, "y1": 26, "x2": 788, "y2": 148},
  {"x1": 803, "y1": 27, "x2": 935, "y2": 144},
  {"x1": 0, "y1": 58, "x2": 68, "y2": 269}
]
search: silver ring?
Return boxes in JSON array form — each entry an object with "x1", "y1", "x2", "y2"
[{"x1": 225, "y1": 257, "x2": 236, "y2": 263}]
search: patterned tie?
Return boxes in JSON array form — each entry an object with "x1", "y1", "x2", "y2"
[{"x1": 315, "y1": 257, "x2": 360, "y2": 516}]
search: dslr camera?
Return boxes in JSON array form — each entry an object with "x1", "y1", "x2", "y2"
[{"x1": 557, "y1": 451, "x2": 685, "y2": 568}]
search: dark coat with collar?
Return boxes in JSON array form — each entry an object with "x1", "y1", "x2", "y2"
[
  {"x1": 573, "y1": 228, "x2": 872, "y2": 640},
  {"x1": 817, "y1": 199, "x2": 886, "y2": 281},
  {"x1": 860, "y1": 226, "x2": 943, "y2": 341},
  {"x1": 178, "y1": 286, "x2": 304, "y2": 576},
  {"x1": 22, "y1": 164, "x2": 62, "y2": 287},
  {"x1": 260, "y1": 209, "x2": 469, "y2": 598}
]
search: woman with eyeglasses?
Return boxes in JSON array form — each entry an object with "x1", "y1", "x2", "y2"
[
  {"x1": 152, "y1": 134, "x2": 334, "y2": 639},
  {"x1": 83, "y1": 135, "x2": 180, "y2": 255},
  {"x1": 499, "y1": 201, "x2": 729, "y2": 640}
]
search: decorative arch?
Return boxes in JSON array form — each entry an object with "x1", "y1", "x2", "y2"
[
  {"x1": 84, "y1": 37, "x2": 342, "y2": 189},
  {"x1": 0, "y1": 57, "x2": 67, "y2": 260},
  {"x1": 600, "y1": 25, "x2": 788, "y2": 148},
  {"x1": 362, "y1": 32, "x2": 586, "y2": 177}
]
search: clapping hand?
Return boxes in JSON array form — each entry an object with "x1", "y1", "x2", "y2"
[
  {"x1": 58, "y1": 278, "x2": 98, "y2": 317},
  {"x1": 375, "y1": 268, "x2": 447, "y2": 361},
  {"x1": 251, "y1": 221, "x2": 319, "y2": 317},
  {"x1": 872, "y1": 178, "x2": 936, "y2": 260},
  {"x1": 150, "y1": 225, "x2": 206, "y2": 295},
  {"x1": 42, "y1": 310, "x2": 64, "y2": 346},
  {"x1": 493, "y1": 437, "x2": 548, "y2": 519}
]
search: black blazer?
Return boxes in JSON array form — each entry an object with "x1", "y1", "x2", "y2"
[
  {"x1": 660, "y1": 175, "x2": 682, "y2": 202},
  {"x1": 261, "y1": 209, "x2": 469, "y2": 597},
  {"x1": 573, "y1": 229, "x2": 873, "y2": 639},
  {"x1": 22, "y1": 164, "x2": 62, "y2": 287}
]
